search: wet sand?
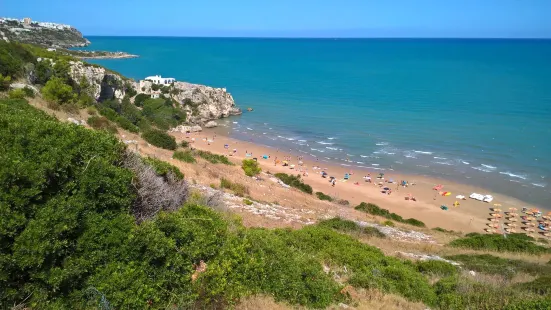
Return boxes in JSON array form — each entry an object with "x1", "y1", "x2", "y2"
[{"x1": 172, "y1": 129, "x2": 546, "y2": 233}]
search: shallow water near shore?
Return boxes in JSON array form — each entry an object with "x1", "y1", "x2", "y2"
[{"x1": 82, "y1": 37, "x2": 551, "y2": 207}]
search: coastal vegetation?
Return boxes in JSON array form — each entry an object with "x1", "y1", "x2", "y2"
[
  {"x1": 355, "y1": 202, "x2": 427, "y2": 228},
  {"x1": 448, "y1": 233, "x2": 550, "y2": 255},
  {"x1": 173, "y1": 150, "x2": 197, "y2": 163},
  {"x1": 316, "y1": 191, "x2": 333, "y2": 201},
  {"x1": 142, "y1": 128, "x2": 177, "y2": 150},
  {"x1": 194, "y1": 150, "x2": 234, "y2": 165},
  {"x1": 220, "y1": 178, "x2": 249, "y2": 197},
  {"x1": 242, "y1": 159, "x2": 262, "y2": 177},
  {"x1": 275, "y1": 173, "x2": 313, "y2": 194}
]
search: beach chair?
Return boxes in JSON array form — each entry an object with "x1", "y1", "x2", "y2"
[
  {"x1": 440, "y1": 205, "x2": 448, "y2": 211},
  {"x1": 344, "y1": 173, "x2": 350, "y2": 180}
]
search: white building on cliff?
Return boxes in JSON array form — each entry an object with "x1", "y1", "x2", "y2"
[{"x1": 144, "y1": 75, "x2": 175, "y2": 85}]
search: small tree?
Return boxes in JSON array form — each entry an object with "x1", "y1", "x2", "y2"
[
  {"x1": 142, "y1": 129, "x2": 177, "y2": 150},
  {"x1": 242, "y1": 159, "x2": 261, "y2": 177},
  {"x1": 41, "y1": 77, "x2": 75, "y2": 104}
]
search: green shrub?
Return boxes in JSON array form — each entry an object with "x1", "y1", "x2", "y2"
[
  {"x1": 142, "y1": 98, "x2": 186, "y2": 130},
  {"x1": 142, "y1": 129, "x2": 177, "y2": 150},
  {"x1": 173, "y1": 150, "x2": 196, "y2": 163},
  {"x1": 133, "y1": 93, "x2": 149, "y2": 107},
  {"x1": 8, "y1": 88, "x2": 26, "y2": 99},
  {"x1": 220, "y1": 178, "x2": 249, "y2": 197},
  {"x1": 355, "y1": 202, "x2": 425, "y2": 227},
  {"x1": 143, "y1": 157, "x2": 184, "y2": 180},
  {"x1": 416, "y1": 260, "x2": 458, "y2": 277},
  {"x1": 336, "y1": 199, "x2": 350, "y2": 206},
  {"x1": 180, "y1": 140, "x2": 189, "y2": 148},
  {"x1": 195, "y1": 150, "x2": 233, "y2": 165},
  {"x1": 0, "y1": 74, "x2": 12, "y2": 91},
  {"x1": 87, "y1": 106, "x2": 97, "y2": 115},
  {"x1": 87, "y1": 116, "x2": 118, "y2": 133},
  {"x1": 274, "y1": 173, "x2": 312, "y2": 194},
  {"x1": 448, "y1": 233, "x2": 550, "y2": 255},
  {"x1": 383, "y1": 220, "x2": 395, "y2": 227},
  {"x1": 403, "y1": 218, "x2": 426, "y2": 228},
  {"x1": 41, "y1": 77, "x2": 76, "y2": 104},
  {"x1": 242, "y1": 159, "x2": 262, "y2": 177},
  {"x1": 445, "y1": 254, "x2": 551, "y2": 277},
  {"x1": 22, "y1": 86, "x2": 35, "y2": 98},
  {"x1": 318, "y1": 218, "x2": 385, "y2": 238},
  {"x1": 316, "y1": 191, "x2": 333, "y2": 201},
  {"x1": 243, "y1": 199, "x2": 253, "y2": 205}
]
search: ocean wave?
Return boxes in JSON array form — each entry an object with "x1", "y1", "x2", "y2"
[
  {"x1": 481, "y1": 164, "x2": 497, "y2": 169},
  {"x1": 310, "y1": 148, "x2": 325, "y2": 153},
  {"x1": 532, "y1": 183, "x2": 546, "y2": 188},
  {"x1": 360, "y1": 155, "x2": 369, "y2": 158},
  {"x1": 246, "y1": 127, "x2": 253, "y2": 131},
  {"x1": 340, "y1": 164, "x2": 351, "y2": 167},
  {"x1": 499, "y1": 171, "x2": 527, "y2": 180},
  {"x1": 326, "y1": 147, "x2": 338, "y2": 150},
  {"x1": 298, "y1": 139, "x2": 307, "y2": 142},
  {"x1": 509, "y1": 179, "x2": 522, "y2": 183},
  {"x1": 346, "y1": 154, "x2": 354, "y2": 157},
  {"x1": 462, "y1": 161, "x2": 470, "y2": 165},
  {"x1": 472, "y1": 166, "x2": 493, "y2": 173},
  {"x1": 434, "y1": 156, "x2": 447, "y2": 160},
  {"x1": 356, "y1": 161, "x2": 364, "y2": 164},
  {"x1": 376, "y1": 142, "x2": 389, "y2": 146},
  {"x1": 232, "y1": 122, "x2": 238, "y2": 124},
  {"x1": 435, "y1": 161, "x2": 454, "y2": 166},
  {"x1": 316, "y1": 141, "x2": 333, "y2": 145},
  {"x1": 416, "y1": 165, "x2": 430, "y2": 168},
  {"x1": 413, "y1": 150, "x2": 433, "y2": 155},
  {"x1": 371, "y1": 164, "x2": 380, "y2": 166},
  {"x1": 327, "y1": 137, "x2": 336, "y2": 140},
  {"x1": 404, "y1": 155, "x2": 417, "y2": 159}
]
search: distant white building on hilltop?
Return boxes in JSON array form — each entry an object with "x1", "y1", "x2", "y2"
[{"x1": 144, "y1": 75, "x2": 175, "y2": 85}]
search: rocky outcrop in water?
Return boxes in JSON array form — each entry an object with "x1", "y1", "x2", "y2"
[{"x1": 139, "y1": 80, "x2": 241, "y2": 124}]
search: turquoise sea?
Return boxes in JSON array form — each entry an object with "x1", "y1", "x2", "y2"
[{"x1": 81, "y1": 37, "x2": 551, "y2": 207}]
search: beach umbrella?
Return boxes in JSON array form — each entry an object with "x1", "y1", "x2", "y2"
[
  {"x1": 383, "y1": 187, "x2": 390, "y2": 191},
  {"x1": 494, "y1": 203, "x2": 502, "y2": 207},
  {"x1": 493, "y1": 208, "x2": 502, "y2": 212},
  {"x1": 509, "y1": 217, "x2": 518, "y2": 222},
  {"x1": 378, "y1": 173, "x2": 384, "y2": 178},
  {"x1": 509, "y1": 207, "x2": 517, "y2": 211},
  {"x1": 444, "y1": 192, "x2": 451, "y2": 196},
  {"x1": 491, "y1": 213, "x2": 502, "y2": 218}
]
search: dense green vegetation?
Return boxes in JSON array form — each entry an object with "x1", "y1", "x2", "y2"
[
  {"x1": 143, "y1": 156, "x2": 184, "y2": 181},
  {"x1": 142, "y1": 129, "x2": 177, "y2": 150},
  {"x1": 355, "y1": 202, "x2": 426, "y2": 228},
  {"x1": 316, "y1": 191, "x2": 333, "y2": 201},
  {"x1": 416, "y1": 260, "x2": 459, "y2": 277},
  {"x1": 194, "y1": 150, "x2": 234, "y2": 165},
  {"x1": 173, "y1": 150, "x2": 197, "y2": 163},
  {"x1": 318, "y1": 218, "x2": 386, "y2": 238},
  {"x1": 449, "y1": 233, "x2": 550, "y2": 255},
  {"x1": 87, "y1": 115, "x2": 118, "y2": 133},
  {"x1": 242, "y1": 159, "x2": 262, "y2": 177},
  {"x1": 275, "y1": 173, "x2": 313, "y2": 194},
  {"x1": 446, "y1": 254, "x2": 551, "y2": 278}
]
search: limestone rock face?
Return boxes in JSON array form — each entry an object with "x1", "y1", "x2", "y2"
[
  {"x1": 170, "y1": 125, "x2": 203, "y2": 133},
  {"x1": 68, "y1": 61, "x2": 126, "y2": 101},
  {"x1": 204, "y1": 121, "x2": 218, "y2": 128},
  {"x1": 172, "y1": 82, "x2": 242, "y2": 123}
]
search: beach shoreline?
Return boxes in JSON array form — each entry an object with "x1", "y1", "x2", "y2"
[{"x1": 171, "y1": 127, "x2": 547, "y2": 234}]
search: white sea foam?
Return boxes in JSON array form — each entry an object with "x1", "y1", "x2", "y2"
[
  {"x1": 371, "y1": 164, "x2": 380, "y2": 166},
  {"x1": 356, "y1": 161, "x2": 364, "y2": 164},
  {"x1": 286, "y1": 137, "x2": 295, "y2": 141},
  {"x1": 232, "y1": 122, "x2": 238, "y2": 124},
  {"x1": 326, "y1": 147, "x2": 338, "y2": 150},
  {"x1": 346, "y1": 154, "x2": 354, "y2": 157},
  {"x1": 413, "y1": 150, "x2": 433, "y2": 155},
  {"x1": 246, "y1": 127, "x2": 253, "y2": 131},
  {"x1": 472, "y1": 166, "x2": 493, "y2": 173},
  {"x1": 435, "y1": 161, "x2": 454, "y2": 166},
  {"x1": 376, "y1": 142, "x2": 389, "y2": 146},
  {"x1": 298, "y1": 139, "x2": 307, "y2": 142},
  {"x1": 434, "y1": 157, "x2": 447, "y2": 160},
  {"x1": 499, "y1": 172, "x2": 527, "y2": 180},
  {"x1": 360, "y1": 155, "x2": 369, "y2": 158},
  {"x1": 327, "y1": 137, "x2": 336, "y2": 140},
  {"x1": 416, "y1": 165, "x2": 430, "y2": 168},
  {"x1": 316, "y1": 141, "x2": 333, "y2": 145},
  {"x1": 404, "y1": 155, "x2": 417, "y2": 159},
  {"x1": 481, "y1": 164, "x2": 497, "y2": 169},
  {"x1": 509, "y1": 180, "x2": 521, "y2": 183},
  {"x1": 532, "y1": 183, "x2": 546, "y2": 188},
  {"x1": 341, "y1": 164, "x2": 351, "y2": 167},
  {"x1": 462, "y1": 161, "x2": 470, "y2": 165}
]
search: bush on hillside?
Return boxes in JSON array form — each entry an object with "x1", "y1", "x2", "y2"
[
  {"x1": 173, "y1": 150, "x2": 196, "y2": 163},
  {"x1": 195, "y1": 150, "x2": 234, "y2": 165},
  {"x1": 8, "y1": 88, "x2": 26, "y2": 99},
  {"x1": 180, "y1": 140, "x2": 189, "y2": 148},
  {"x1": 275, "y1": 173, "x2": 312, "y2": 194},
  {"x1": 242, "y1": 159, "x2": 262, "y2": 177},
  {"x1": 448, "y1": 233, "x2": 550, "y2": 255},
  {"x1": 316, "y1": 191, "x2": 333, "y2": 201},
  {"x1": 143, "y1": 157, "x2": 184, "y2": 181},
  {"x1": 416, "y1": 260, "x2": 458, "y2": 277},
  {"x1": 142, "y1": 98, "x2": 186, "y2": 130},
  {"x1": 318, "y1": 218, "x2": 385, "y2": 238},
  {"x1": 354, "y1": 202, "x2": 426, "y2": 228},
  {"x1": 445, "y1": 254, "x2": 551, "y2": 277},
  {"x1": 134, "y1": 93, "x2": 149, "y2": 107},
  {"x1": 41, "y1": 77, "x2": 76, "y2": 104},
  {"x1": 142, "y1": 129, "x2": 177, "y2": 150},
  {"x1": 514, "y1": 276, "x2": 551, "y2": 296},
  {"x1": 220, "y1": 178, "x2": 249, "y2": 197},
  {"x1": 87, "y1": 116, "x2": 118, "y2": 134},
  {"x1": 0, "y1": 74, "x2": 11, "y2": 91},
  {"x1": 22, "y1": 86, "x2": 35, "y2": 98}
]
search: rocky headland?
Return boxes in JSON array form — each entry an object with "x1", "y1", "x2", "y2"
[{"x1": 0, "y1": 17, "x2": 89, "y2": 48}]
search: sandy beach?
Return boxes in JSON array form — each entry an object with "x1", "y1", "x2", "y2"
[{"x1": 167, "y1": 128, "x2": 548, "y2": 234}]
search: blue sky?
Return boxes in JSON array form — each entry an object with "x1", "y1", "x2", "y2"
[{"x1": 3, "y1": 0, "x2": 551, "y2": 38}]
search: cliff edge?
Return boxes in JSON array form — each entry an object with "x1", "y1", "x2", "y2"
[{"x1": 0, "y1": 17, "x2": 89, "y2": 48}]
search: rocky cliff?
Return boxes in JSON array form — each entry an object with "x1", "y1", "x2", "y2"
[
  {"x1": 68, "y1": 61, "x2": 127, "y2": 100},
  {"x1": 0, "y1": 18, "x2": 90, "y2": 48},
  {"x1": 139, "y1": 80, "x2": 241, "y2": 124}
]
